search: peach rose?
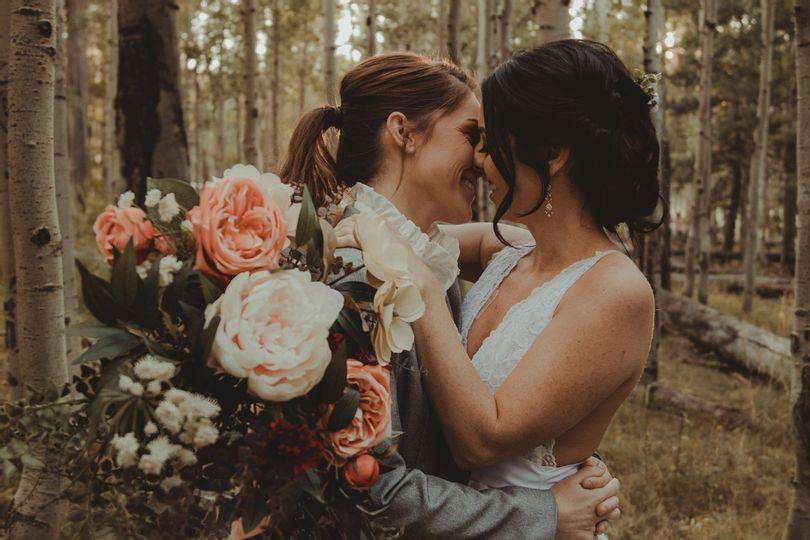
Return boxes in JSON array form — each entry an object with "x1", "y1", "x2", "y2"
[
  {"x1": 343, "y1": 454, "x2": 380, "y2": 489},
  {"x1": 93, "y1": 204, "x2": 155, "y2": 264},
  {"x1": 187, "y1": 176, "x2": 287, "y2": 284},
  {"x1": 204, "y1": 270, "x2": 344, "y2": 402},
  {"x1": 153, "y1": 234, "x2": 176, "y2": 255},
  {"x1": 322, "y1": 360, "x2": 392, "y2": 460}
]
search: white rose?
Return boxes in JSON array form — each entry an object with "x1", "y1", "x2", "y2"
[
  {"x1": 204, "y1": 269, "x2": 343, "y2": 401},
  {"x1": 145, "y1": 188, "x2": 162, "y2": 207},
  {"x1": 158, "y1": 192, "x2": 181, "y2": 222}
]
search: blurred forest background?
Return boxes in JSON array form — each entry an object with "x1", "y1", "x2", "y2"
[{"x1": 1, "y1": 0, "x2": 810, "y2": 538}]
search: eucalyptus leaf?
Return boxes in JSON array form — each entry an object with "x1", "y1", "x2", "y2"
[
  {"x1": 295, "y1": 185, "x2": 320, "y2": 248},
  {"x1": 334, "y1": 281, "x2": 376, "y2": 304},
  {"x1": 336, "y1": 308, "x2": 373, "y2": 353},
  {"x1": 66, "y1": 319, "x2": 129, "y2": 339},
  {"x1": 76, "y1": 260, "x2": 118, "y2": 326},
  {"x1": 110, "y1": 239, "x2": 138, "y2": 308},
  {"x1": 313, "y1": 340, "x2": 347, "y2": 404},
  {"x1": 147, "y1": 177, "x2": 200, "y2": 210},
  {"x1": 326, "y1": 387, "x2": 361, "y2": 431},
  {"x1": 72, "y1": 332, "x2": 142, "y2": 365},
  {"x1": 200, "y1": 316, "x2": 220, "y2": 363}
]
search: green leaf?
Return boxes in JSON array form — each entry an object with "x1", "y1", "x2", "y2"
[
  {"x1": 66, "y1": 319, "x2": 130, "y2": 339},
  {"x1": 336, "y1": 308, "x2": 373, "y2": 353},
  {"x1": 198, "y1": 273, "x2": 222, "y2": 304},
  {"x1": 295, "y1": 185, "x2": 320, "y2": 248},
  {"x1": 334, "y1": 281, "x2": 376, "y2": 304},
  {"x1": 240, "y1": 493, "x2": 268, "y2": 535},
  {"x1": 76, "y1": 260, "x2": 118, "y2": 326},
  {"x1": 72, "y1": 332, "x2": 142, "y2": 365},
  {"x1": 313, "y1": 339, "x2": 347, "y2": 404},
  {"x1": 320, "y1": 219, "x2": 337, "y2": 281},
  {"x1": 200, "y1": 316, "x2": 220, "y2": 363},
  {"x1": 147, "y1": 177, "x2": 200, "y2": 210},
  {"x1": 20, "y1": 453, "x2": 45, "y2": 469},
  {"x1": 326, "y1": 387, "x2": 360, "y2": 431},
  {"x1": 133, "y1": 255, "x2": 162, "y2": 330},
  {"x1": 110, "y1": 240, "x2": 138, "y2": 308}
]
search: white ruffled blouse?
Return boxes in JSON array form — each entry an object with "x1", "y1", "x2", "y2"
[{"x1": 346, "y1": 183, "x2": 461, "y2": 292}]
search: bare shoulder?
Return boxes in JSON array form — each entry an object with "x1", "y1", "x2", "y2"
[{"x1": 563, "y1": 251, "x2": 655, "y2": 326}]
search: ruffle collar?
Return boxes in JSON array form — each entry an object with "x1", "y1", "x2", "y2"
[{"x1": 348, "y1": 183, "x2": 460, "y2": 291}]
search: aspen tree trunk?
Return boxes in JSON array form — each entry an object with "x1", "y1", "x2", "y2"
[
  {"x1": 297, "y1": 44, "x2": 308, "y2": 116},
  {"x1": 785, "y1": 1, "x2": 810, "y2": 536},
  {"x1": 742, "y1": 0, "x2": 776, "y2": 313},
  {"x1": 641, "y1": 0, "x2": 663, "y2": 385},
  {"x1": 271, "y1": 0, "x2": 280, "y2": 166},
  {"x1": 66, "y1": 0, "x2": 89, "y2": 211},
  {"x1": 536, "y1": 0, "x2": 570, "y2": 44},
  {"x1": 217, "y1": 97, "x2": 226, "y2": 169},
  {"x1": 193, "y1": 73, "x2": 203, "y2": 181},
  {"x1": 437, "y1": 0, "x2": 446, "y2": 55},
  {"x1": 54, "y1": 0, "x2": 78, "y2": 361},
  {"x1": 784, "y1": 42, "x2": 799, "y2": 267},
  {"x1": 323, "y1": 0, "x2": 337, "y2": 106},
  {"x1": 103, "y1": 0, "x2": 122, "y2": 199},
  {"x1": 8, "y1": 1, "x2": 69, "y2": 537},
  {"x1": 447, "y1": 0, "x2": 462, "y2": 66},
  {"x1": 0, "y1": 0, "x2": 19, "y2": 400},
  {"x1": 657, "y1": 6, "x2": 673, "y2": 291},
  {"x1": 595, "y1": 0, "x2": 609, "y2": 42},
  {"x1": 724, "y1": 151, "x2": 744, "y2": 251},
  {"x1": 476, "y1": 0, "x2": 491, "y2": 77},
  {"x1": 366, "y1": 0, "x2": 376, "y2": 58},
  {"x1": 500, "y1": 0, "x2": 512, "y2": 60},
  {"x1": 683, "y1": 0, "x2": 716, "y2": 304},
  {"x1": 242, "y1": 0, "x2": 259, "y2": 166},
  {"x1": 117, "y1": 0, "x2": 189, "y2": 199},
  {"x1": 236, "y1": 97, "x2": 244, "y2": 160},
  {"x1": 487, "y1": 0, "x2": 499, "y2": 72}
]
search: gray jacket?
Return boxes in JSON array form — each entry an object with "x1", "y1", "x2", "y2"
[{"x1": 334, "y1": 246, "x2": 557, "y2": 539}]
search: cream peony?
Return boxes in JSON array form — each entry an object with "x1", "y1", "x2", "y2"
[
  {"x1": 341, "y1": 213, "x2": 426, "y2": 364},
  {"x1": 204, "y1": 270, "x2": 344, "y2": 402}
]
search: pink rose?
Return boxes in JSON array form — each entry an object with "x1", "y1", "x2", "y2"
[
  {"x1": 204, "y1": 270, "x2": 344, "y2": 402},
  {"x1": 187, "y1": 177, "x2": 287, "y2": 284},
  {"x1": 322, "y1": 361, "x2": 392, "y2": 460},
  {"x1": 93, "y1": 205, "x2": 155, "y2": 264},
  {"x1": 343, "y1": 454, "x2": 380, "y2": 489}
]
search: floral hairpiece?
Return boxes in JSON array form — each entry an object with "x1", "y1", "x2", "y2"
[{"x1": 633, "y1": 69, "x2": 662, "y2": 110}]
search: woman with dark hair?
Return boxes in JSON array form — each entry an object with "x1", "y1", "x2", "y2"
[
  {"x1": 284, "y1": 51, "x2": 621, "y2": 538},
  {"x1": 337, "y1": 40, "x2": 659, "y2": 521}
]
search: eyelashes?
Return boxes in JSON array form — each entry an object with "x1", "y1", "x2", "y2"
[{"x1": 463, "y1": 129, "x2": 481, "y2": 148}]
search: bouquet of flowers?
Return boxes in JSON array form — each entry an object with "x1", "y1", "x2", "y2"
[{"x1": 1, "y1": 165, "x2": 424, "y2": 538}]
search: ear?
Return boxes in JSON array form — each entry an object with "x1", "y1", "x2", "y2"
[
  {"x1": 385, "y1": 112, "x2": 417, "y2": 154},
  {"x1": 549, "y1": 147, "x2": 571, "y2": 177}
]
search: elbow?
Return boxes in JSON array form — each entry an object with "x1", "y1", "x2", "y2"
[{"x1": 449, "y1": 438, "x2": 505, "y2": 471}]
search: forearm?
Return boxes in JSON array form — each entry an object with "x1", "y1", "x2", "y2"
[
  {"x1": 371, "y1": 452, "x2": 557, "y2": 539},
  {"x1": 438, "y1": 222, "x2": 532, "y2": 281},
  {"x1": 414, "y1": 286, "x2": 507, "y2": 468}
]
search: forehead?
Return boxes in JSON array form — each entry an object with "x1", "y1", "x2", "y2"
[{"x1": 441, "y1": 91, "x2": 480, "y2": 123}]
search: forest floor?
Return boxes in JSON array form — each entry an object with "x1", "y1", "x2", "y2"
[{"x1": 0, "y1": 284, "x2": 794, "y2": 538}]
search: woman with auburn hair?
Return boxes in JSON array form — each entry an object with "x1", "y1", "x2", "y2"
[{"x1": 281, "y1": 51, "x2": 620, "y2": 539}]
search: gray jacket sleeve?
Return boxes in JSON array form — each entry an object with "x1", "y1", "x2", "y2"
[{"x1": 370, "y1": 451, "x2": 557, "y2": 539}]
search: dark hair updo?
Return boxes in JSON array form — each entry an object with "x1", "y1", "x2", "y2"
[{"x1": 481, "y1": 39, "x2": 662, "y2": 239}]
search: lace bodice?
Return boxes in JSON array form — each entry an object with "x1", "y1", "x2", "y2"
[{"x1": 461, "y1": 243, "x2": 618, "y2": 468}]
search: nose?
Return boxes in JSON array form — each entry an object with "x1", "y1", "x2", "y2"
[{"x1": 473, "y1": 142, "x2": 486, "y2": 170}]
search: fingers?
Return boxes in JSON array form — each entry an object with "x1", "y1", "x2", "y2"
[
  {"x1": 581, "y1": 468, "x2": 611, "y2": 489},
  {"x1": 595, "y1": 509, "x2": 621, "y2": 536},
  {"x1": 596, "y1": 495, "x2": 620, "y2": 518},
  {"x1": 569, "y1": 461, "x2": 606, "y2": 484}
]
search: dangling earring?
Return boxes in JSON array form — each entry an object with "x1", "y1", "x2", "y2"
[{"x1": 543, "y1": 183, "x2": 554, "y2": 218}]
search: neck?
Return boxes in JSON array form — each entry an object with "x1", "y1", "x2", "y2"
[
  {"x1": 367, "y1": 172, "x2": 437, "y2": 233},
  {"x1": 521, "y1": 189, "x2": 610, "y2": 270}
]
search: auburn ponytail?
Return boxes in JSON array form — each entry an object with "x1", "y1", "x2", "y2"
[
  {"x1": 280, "y1": 53, "x2": 476, "y2": 208},
  {"x1": 279, "y1": 106, "x2": 343, "y2": 207}
]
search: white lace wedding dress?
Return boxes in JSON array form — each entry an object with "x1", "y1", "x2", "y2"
[{"x1": 460, "y1": 242, "x2": 618, "y2": 492}]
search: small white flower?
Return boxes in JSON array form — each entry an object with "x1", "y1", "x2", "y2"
[
  {"x1": 133, "y1": 355, "x2": 176, "y2": 382},
  {"x1": 178, "y1": 394, "x2": 220, "y2": 420},
  {"x1": 158, "y1": 255, "x2": 183, "y2": 287},
  {"x1": 160, "y1": 474, "x2": 184, "y2": 491},
  {"x1": 154, "y1": 400, "x2": 183, "y2": 434},
  {"x1": 118, "y1": 374, "x2": 144, "y2": 397},
  {"x1": 137, "y1": 436, "x2": 179, "y2": 475},
  {"x1": 136, "y1": 260, "x2": 152, "y2": 280},
  {"x1": 144, "y1": 421, "x2": 158, "y2": 437},
  {"x1": 180, "y1": 219, "x2": 194, "y2": 234},
  {"x1": 145, "y1": 188, "x2": 162, "y2": 207},
  {"x1": 111, "y1": 432, "x2": 139, "y2": 468},
  {"x1": 192, "y1": 423, "x2": 219, "y2": 449},
  {"x1": 117, "y1": 191, "x2": 135, "y2": 209},
  {"x1": 176, "y1": 448, "x2": 198, "y2": 466},
  {"x1": 158, "y1": 193, "x2": 181, "y2": 222},
  {"x1": 146, "y1": 380, "x2": 162, "y2": 395},
  {"x1": 164, "y1": 388, "x2": 191, "y2": 405}
]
